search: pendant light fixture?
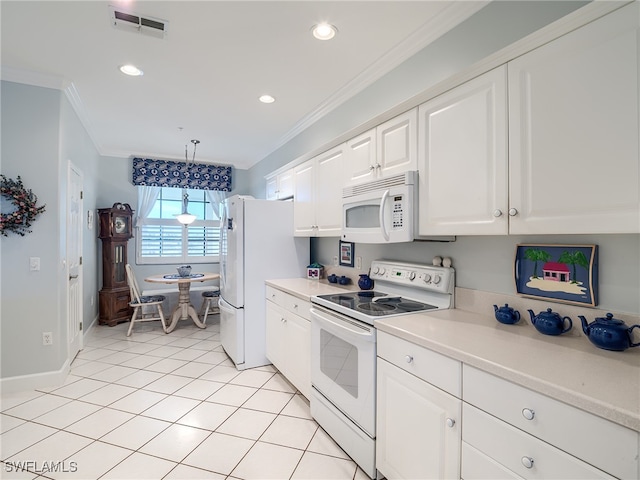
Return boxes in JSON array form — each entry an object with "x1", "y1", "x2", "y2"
[{"x1": 176, "y1": 139, "x2": 200, "y2": 225}]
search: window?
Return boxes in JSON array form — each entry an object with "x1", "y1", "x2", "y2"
[{"x1": 136, "y1": 187, "x2": 222, "y2": 264}]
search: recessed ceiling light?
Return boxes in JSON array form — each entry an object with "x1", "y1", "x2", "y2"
[
  {"x1": 312, "y1": 23, "x2": 337, "y2": 41},
  {"x1": 119, "y1": 64, "x2": 144, "y2": 76},
  {"x1": 259, "y1": 95, "x2": 275, "y2": 104}
]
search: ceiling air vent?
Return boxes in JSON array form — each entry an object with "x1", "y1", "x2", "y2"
[{"x1": 109, "y1": 5, "x2": 169, "y2": 39}]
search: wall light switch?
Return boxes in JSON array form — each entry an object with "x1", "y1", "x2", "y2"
[{"x1": 30, "y1": 257, "x2": 40, "y2": 271}]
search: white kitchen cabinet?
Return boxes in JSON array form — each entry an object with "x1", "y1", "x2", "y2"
[
  {"x1": 417, "y1": 66, "x2": 508, "y2": 236},
  {"x1": 346, "y1": 109, "x2": 417, "y2": 185},
  {"x1": 463, "y1": 365, "x2": 639, "y2": 480},
  {"x1": 293, "y1": 144, "x2": 345, "y2": 237},
  {"x1": 265, "y1": 285, "x2": 311, "y2": 398},
  {"x1": 265, "y1": 168, "x2": 294, "y2": 200},
  {"x1": 508, "y1": 2, "x2": 639, "y2": 234},
  {"x1": 376, "y1": 331, "x2": 461, "y2": 480}
]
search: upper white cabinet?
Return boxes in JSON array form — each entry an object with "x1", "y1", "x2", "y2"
[
  {"x1": 293, "y1": 144, "x2": 346, "y2": 237},
  {"x1": 418, "y1": 66, "x2": 508, "y2": 236},
  {"x1": 418, "y1": 3, "x2": 639, "y2": 236},
  {"x1": 265, "y1": 168, "x2": 294, "y2": 200},
  {"x1": 346, "y1": 109, "x2": 418, "y2": 185},
  {"x1": 508, "y1": 2, "x2": 639, "y2": 234}
]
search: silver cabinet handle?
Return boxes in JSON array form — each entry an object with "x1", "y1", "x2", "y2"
[
  {"x1": 521, "y1": 456, "x2": 534, "y2": 469},
  {"x1": 508, "y1": 207, "x2": 518, "y2": 216},
  {"x1": 369, "y1": 165, "x2": 375, "y2": 171},
  {"x1": 493, "y1": 209, "x2": 503, "y2": 217},
  {"x1": 405, "y1": 355, "x2": 413, "y2": 364},
  {"x1": 69, "y1": 274, "x2": 78, "y2": 280},
  {"x1": 446, "y1": 418, "x2": 455, "y2": 428},
  {"x1": 522, "y1": 408, "x2": 535, "y2": 420}
]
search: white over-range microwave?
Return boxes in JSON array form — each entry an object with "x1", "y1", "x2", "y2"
[{"x1": 341, "y1": 171, "x2": 454, "y2": 244}]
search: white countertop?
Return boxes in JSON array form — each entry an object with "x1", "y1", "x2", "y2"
[{"x1": 265, "y1": 278, "x2": 640, "y2": 432}]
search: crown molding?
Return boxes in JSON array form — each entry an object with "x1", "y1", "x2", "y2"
[
  {"x1": 1, "y1": 66, "x2": 70, "y2": 91},
  {"x1": 263, "y1": 1, "x2": 489, "y2": 161}
]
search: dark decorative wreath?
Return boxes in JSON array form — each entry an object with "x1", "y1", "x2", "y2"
[{"x1": 0, "y1": 175, "x2": 46, "y2": 237}]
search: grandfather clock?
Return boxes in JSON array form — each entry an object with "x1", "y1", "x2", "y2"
[{"x1": 98, "y1": 203, "x2": 134, "y2": 326}]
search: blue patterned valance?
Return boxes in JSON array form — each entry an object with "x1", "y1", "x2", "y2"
[{"x1": 132, "y1": 158, "x2": 232, "y2": 191}]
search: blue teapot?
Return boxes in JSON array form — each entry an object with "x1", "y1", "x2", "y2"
[
  {"x1": 493, "y1": 304, "x2": 521, "y2": 324},
  {"x1": 338, "y1": 276, "x2": 351, "y2": 285},
  {"x1": 528, "y1": 308, "x2": 573, "y2": 336},
  {"x1": 327, "y1": 274, "x2": 338, "y2": 284},
  {"x1": 358, "y1": 274, "x2": 374, "y2": 290},
  {"x1": 579, "y1": 313, "x2": 640, "y2": 351}
]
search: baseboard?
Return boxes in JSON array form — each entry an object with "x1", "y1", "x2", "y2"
[{"x1": 0, "y1": 359, "x2": 71, "y2": 394}]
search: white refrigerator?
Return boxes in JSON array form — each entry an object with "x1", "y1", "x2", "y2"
[{"x1": 219, "y1": 195, "x2": 310, "y2": 370}]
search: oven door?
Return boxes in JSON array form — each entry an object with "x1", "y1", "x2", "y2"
[{"x1": 310, "y1": 306, "x2": 376, "y2": 436}]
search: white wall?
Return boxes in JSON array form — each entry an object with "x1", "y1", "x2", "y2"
[{"x1": 1, "y1": 80, "x2": 101, "y2": 382}]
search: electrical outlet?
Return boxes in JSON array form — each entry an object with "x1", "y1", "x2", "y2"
[
  {"x1": 333, "y1": 256, "x2": 338, "y2": 266},
  {"x1": 42, "y1": 332, "x2": 53, "y2": 346},
  {"x1": 90, "y1": 295, "x2": 94, "y2": 306},
  {"x1": 29, "y1": 257, "x2": 40, "y2": 271},
  {"x1": 355, "y1": 256, "x2": 362, "y2": 270}
]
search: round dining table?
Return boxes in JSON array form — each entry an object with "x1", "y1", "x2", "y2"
[{"x1": 144, "y1": 272, "x2": 220, "y2": 333}]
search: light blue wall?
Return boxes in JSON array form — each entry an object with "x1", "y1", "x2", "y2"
[{"x1": 1, "y1": 80, "x2": 101, "y2": 380}]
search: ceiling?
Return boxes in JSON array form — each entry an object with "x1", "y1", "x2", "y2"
[{"x1": 1, "y1": 1, "x2": 487, "y2": 169}]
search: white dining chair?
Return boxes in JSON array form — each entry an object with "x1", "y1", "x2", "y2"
[
  {"x1": 198, "y1": 287, "x2": 220, "y2": 324},
  {"x1": 125, "y1": 264, "x2": 168, "y2": 336}
]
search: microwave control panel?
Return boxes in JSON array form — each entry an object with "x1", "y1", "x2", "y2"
[{"x1": 392, "y1": 195, "x2": 404, "y2": 229}]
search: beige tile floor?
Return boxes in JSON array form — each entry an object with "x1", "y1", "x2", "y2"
[{"x1": 1, "y1": 317, "x2": 368, "y2": 480}]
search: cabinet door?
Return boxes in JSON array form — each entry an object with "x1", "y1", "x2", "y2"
[
  {"x1": 278, "y1": 169, "x2": 294, "y2": 199},
  {"x1": 346, "y1": 129, "x2": 376, "y2": 185},
  {"x1": 376, "y1": 357, "x2": 461, "y2": 480},
  {"x1": 377, "y1": 108, "x2": 418, "y2": 179},
  {"x1": 293, "y1": 161, "x2": 316, "y2": 236},
  {"x1": 265, "y1": 301, "x2": 286, "y2": 372},
  {"x1": 508, "y1": 3, "x2": 639, "y2": 234},
  {"x1": 285, "y1": 313, "x2": 311, "y2": 399},
  {"x1": 266, "y1": 175, "x2": 278, "y2": 200},
  {"x1": 418, "y1": 66, "x2": 508, "y2": 236},
  {"x1": 314, "y1": 145, "x2": 346, "y2": 236}
]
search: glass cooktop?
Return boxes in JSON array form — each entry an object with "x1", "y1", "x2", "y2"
[{"x1": 315, "y1": 291, "x2": 438, "y2": 317}]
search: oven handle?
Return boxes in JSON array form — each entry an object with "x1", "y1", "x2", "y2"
[
  {"x1": 311, "y1": 307, "x2": 376, "y2": 342},
  {"x1": 379, "y1": 189, "x2": 390, "y2": 241}
]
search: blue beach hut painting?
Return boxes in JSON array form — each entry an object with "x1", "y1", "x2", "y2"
[{"x1": 514, "y1": 244, "x2": 598, "y2": 307}]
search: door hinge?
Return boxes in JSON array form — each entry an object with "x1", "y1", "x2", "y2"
[
  {"x1": 80, "y1": 191, "x2": 83, "y2": 199},
  {"x1": 80, "y1": 256, "x2": 83, "y2": 265},
  {"x1": 79, "y1": 322, "x2": 83, "y2": 331}
]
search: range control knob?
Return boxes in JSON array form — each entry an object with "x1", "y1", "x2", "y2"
[
  {"x1": 433, "y1": 275, "x2": 442, "y2": 285},
  {"x1": 423, "y1": 274, "x2": 432, "y2": 283},
  {"x1": 408, "y1": 271, "x2": 416, "y2": 281}
]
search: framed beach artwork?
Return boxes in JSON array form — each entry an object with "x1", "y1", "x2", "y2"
[{"x1": 514, "y1": 244, "x2": 598, "y2": 307}]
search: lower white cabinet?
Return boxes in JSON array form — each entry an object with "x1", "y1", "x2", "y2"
[
  {"x1": 463, "y1": 365, "x2": 638, "y2": 480},
  {"x1": 265, "y1": 286, "x2": 311, "y2": 398},
  {"x1": 376, "y1": 332, "x2": 461, "y2": 479}
]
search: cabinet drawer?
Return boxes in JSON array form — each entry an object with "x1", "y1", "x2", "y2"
[
  {"x1": 463, "y1": 365, "x2": 638, "y2": 479},
  {"x1": 266, "y1": 285, "x2": 310, "y2": 320},
  {"x1": 377, "y1": 331, "x2": 461, "y2": 397},
  {"x1": 461, "y1": 442, "x2": 522, "y2": 480},
  {"x1": 463, "y1": 403, "x2": 615, "y2": 479}
]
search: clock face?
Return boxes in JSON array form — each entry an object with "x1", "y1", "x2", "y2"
[{"x1": 114, "y1": 216, "x2": 128, "y2": 234}]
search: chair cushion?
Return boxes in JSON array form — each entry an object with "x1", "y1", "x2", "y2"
[
  {"x1": 133, "y1": 295, "x2": 166, "y2": 305},
  {"x1": 202, "y1": 290, "x2": 220, "y2": 298}
]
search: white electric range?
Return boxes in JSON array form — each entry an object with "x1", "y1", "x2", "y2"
[{"x1": 309, "y1": 259, "x2": 455, "y2": 478}]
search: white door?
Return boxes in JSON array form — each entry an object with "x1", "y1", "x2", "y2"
[
  {"x1": 377, "y1": 108, "x2": 418, "y2": 178},
  {"x1": 219, "y1": 296, "x2": 244, "y2": 367},
  {"x1": 418, "y1": 66, "x2": 508, "y2": 236},
  {"x1": 314, "y1": 145, "x2": 346, "y2": 236},
  {"x1": 67, "y1": 162, "x2": 83, "y2": 361},
  {"x1": 508, "y1": 3, "x2": 639, "y2": 234},
  {"x1": 346, "y1": 129, "x2": 376, "y2": 185},
  {"x1": 377, "y1": 357, "x2": 461, "y2": 480},
  {"x1": 310, "y1": 307, "x2": 376, "y2": 436},
  {"x1": 220, "y1": 196, "x2": 244, "y2": 308}
]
